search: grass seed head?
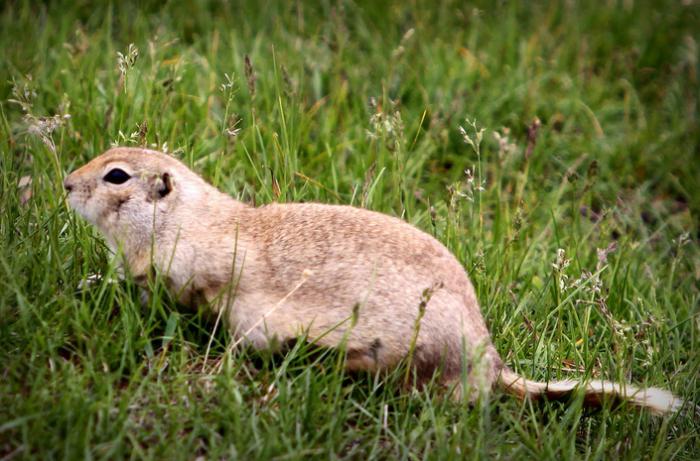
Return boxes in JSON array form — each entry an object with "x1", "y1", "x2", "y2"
[
  {"x1": 8, "y1": 76, "x2": 37, "y2": 113},
  {"x1": 244, "y1": 55, "x2": 256, "y2": 99},
  {"x1": 117, "y1": 43, "x2": 139, "y2": 92}
]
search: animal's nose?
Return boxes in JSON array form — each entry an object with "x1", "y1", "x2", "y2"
[{"x1": 63, "y1": 178, "x2": 74, "y2": 192}]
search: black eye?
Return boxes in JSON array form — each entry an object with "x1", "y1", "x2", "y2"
[{"x1": 103, "y1": 168, "x2": 131, "y2": 185}]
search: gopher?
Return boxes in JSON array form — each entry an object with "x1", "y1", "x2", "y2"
[{"x1": 64, "y1": 147, "x2": 681, "y2": 414}]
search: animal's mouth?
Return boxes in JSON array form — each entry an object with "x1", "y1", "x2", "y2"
[
  {"x1": 62, "y1": 176, "x2": 84, "y2": 213},
  {"x1": 62, "y1": 187, "x2": 89, "y2": 221},
  {"x1": 65, "y1": 193, "x2": 77, "y2": 210}
]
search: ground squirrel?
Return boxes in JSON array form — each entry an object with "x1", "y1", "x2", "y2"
[{"x1": 64, "y1": 147, "x2": 682, "y2": 414}]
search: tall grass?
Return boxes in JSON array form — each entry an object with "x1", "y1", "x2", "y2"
[{"x1": 1, "y1": 1, "x2": 698, "y2": 459}]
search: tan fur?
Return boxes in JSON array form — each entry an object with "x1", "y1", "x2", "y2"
[
  {"x1": 64, "y1": 147, "x2": 682, "y2": 414},
  {"x1": 498, "y1": 369, "x2": 682, "y2": 415}
]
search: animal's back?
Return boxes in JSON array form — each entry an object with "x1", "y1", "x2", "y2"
[{"x1": 233, "y1": 202, "x2": 500, "y2": 389}]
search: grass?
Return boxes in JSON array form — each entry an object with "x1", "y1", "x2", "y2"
[{"x1": 1, "y1": 0, "x2": 699, "y2": 459}]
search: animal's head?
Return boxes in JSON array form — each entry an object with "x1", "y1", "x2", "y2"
[{"x1": 64, "y1": 147, "x2": 202, "y2": 247}]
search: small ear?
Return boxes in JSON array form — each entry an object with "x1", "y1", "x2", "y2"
[{"x1": 149, "y1": 172, "x2": 173, "y2": 200}]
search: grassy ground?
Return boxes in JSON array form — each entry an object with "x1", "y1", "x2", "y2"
[{"x1": 1, "y1": 0, "x2": 699, "y2": 459}]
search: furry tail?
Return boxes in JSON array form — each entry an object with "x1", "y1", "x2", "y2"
[{"x1": 498, "y1": 368, "x2": 682, "y2": 415}]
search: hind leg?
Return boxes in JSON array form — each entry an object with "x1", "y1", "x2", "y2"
[{"x1": 430, "y1": 342, "x2": 502, "y2": 404}]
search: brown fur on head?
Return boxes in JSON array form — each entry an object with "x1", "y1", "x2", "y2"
[
  {"x1": 65, "y1": 148, "x2": 195, "y2": 250},
  {"x1": 64, "y1": 147, "x2": 248, "y2": 304}
]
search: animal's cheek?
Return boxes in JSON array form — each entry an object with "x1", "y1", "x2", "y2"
[
  {"x1": 82, "y1": 201, "x2": 104, "y2": 225},
  {"x1": 93, "y1": 192, "x2": 127, "y2": 222},
  {"x1": 119, "y1": 198, "x2": 149, "y2": 222},
  {"x1": 111, "y1": 194, "x2": 132, "y2": 215}
]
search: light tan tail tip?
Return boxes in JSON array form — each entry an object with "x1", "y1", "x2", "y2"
[{"x1": 499, "y1": 368, "x2": 686, "y2": 416}]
